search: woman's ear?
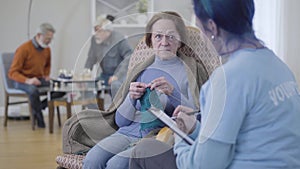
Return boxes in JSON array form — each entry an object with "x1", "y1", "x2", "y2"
[{"x1": 206, "y1": 19, "x2": 218, "y2": 37}]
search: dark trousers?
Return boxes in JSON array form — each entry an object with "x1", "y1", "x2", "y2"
[
  {"x1": 99, "y1": 73, "x2": 112, "y2": 86},
  {"x1": 130, "y1": 138, "x2": 178, "y2": 169},
  {"x1": 14, "y1": 78, "x2": 64, "y2": 126}
]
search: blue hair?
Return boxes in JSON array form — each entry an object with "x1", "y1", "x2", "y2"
[{"x1": 193, "y1": 0, "x2": 255, "y2": 35}]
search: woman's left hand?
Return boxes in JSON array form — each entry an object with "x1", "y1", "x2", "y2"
[
  {"x1": 148, "y1": 77, "x2": 174, "y2": 96},
  {"x1": 129, "y1": 82, "x2": 148, "y2": 100}
]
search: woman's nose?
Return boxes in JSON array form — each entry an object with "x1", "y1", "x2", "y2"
[{"x1": 161, "y1": 36, "x2": 169, "y2": 45}]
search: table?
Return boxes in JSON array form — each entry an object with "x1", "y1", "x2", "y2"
[{"x1": 47, "y1": 78, "x2": 105, "y2": 133}]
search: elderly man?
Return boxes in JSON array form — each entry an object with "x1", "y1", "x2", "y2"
[
  {"x1": 9, "y1": 23, "x2": 63, "y2": 128},
  {"x1": 85, "y1": 14, "x2": 132, "y2": 98}
]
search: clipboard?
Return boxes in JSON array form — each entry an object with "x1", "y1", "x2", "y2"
[{"x1": 148, "y1": 106, "x2": 195, "y2": 145}]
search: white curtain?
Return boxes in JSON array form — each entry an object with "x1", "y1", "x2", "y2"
[{"x1": 253, "y1": 0, "x2": 285, "y2": 60}]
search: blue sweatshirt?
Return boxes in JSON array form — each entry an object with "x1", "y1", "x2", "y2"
[{"x1": 174, "y1": 48, "x2": 300, "y2": 169}]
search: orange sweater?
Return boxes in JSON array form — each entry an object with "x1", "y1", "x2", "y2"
[{"x1": 8, "y1": 40, "x2": 51, "y2": 83}]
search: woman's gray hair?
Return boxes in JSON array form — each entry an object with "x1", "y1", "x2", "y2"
[{"x1": 36, "y1": 23, "x2": 55, "y2": 35}]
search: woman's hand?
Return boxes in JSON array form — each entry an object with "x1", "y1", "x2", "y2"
[
  {"x1": 173, "y1": 105, "x2": 197, "y2": 134},
  {"x1": 172, "y1": 105, "x2": 194, "y2": 117},
  {"x1": 129, "y1": 82, "x2": 148, "y2": 100},
  {"x1": 148, "y1": 77, "x2": 174, "y2": 96}
]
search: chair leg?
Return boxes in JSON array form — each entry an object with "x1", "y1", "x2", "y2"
[
  {"x1": 56, "y1": 107, "x2": 61, "y2": 127},
  {"x1": 28, "y1": 99, "x2": 35, "y2": 130},
  {"x1": 48, "y1": 101, "x2": 55, "y2": 133},
  {"x1": 66, "y1": 103, "x2": 72, "y2": 119},
  {"x1": 97, "y1": 98, "x2": 104, "y2": 110},
  {"x1": 4, "y1": 95, "x2": 9, "y2": 127}
]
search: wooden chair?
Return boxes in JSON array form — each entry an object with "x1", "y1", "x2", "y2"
[
  {"x1": 0, "y1": 52, "x2": 51, "y2": 130},
  {"x1": 55, "y1": 26, "x2": 220, "y2": 169}
]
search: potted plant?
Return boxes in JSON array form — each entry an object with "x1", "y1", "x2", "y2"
[
  {"x1": 136, "y1": 0, "x2": 148, "y2": 24},
  {"x1": 137, "y1": 0, "x2": 148, "y2": 13}
]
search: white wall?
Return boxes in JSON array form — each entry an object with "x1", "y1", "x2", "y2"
[
  {"x1": 152, "y1": 0, "x2": 193, "y2": 22},
  {"x1": 0, "y1": 0, "x2": 92, "y2": 107}
]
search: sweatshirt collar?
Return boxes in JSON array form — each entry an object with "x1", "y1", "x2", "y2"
[{"x1": 32, "y1": 36, "x2": 44, "y2": 51}]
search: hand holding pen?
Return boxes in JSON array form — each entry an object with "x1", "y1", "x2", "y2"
[
  {"x1": 171, "y1": 110, "x2": 200, "y2": 120},
  {"x1": 172, "y1": 105, "x2": 199, "y2": 134}
]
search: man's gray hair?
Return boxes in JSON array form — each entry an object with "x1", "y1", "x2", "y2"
[
  {"x1": 94, "y1": 15, "x2": 114, "y2": 31},
  {"x1": 36, "y1": 23, "x2": 55, "y2": 35}
]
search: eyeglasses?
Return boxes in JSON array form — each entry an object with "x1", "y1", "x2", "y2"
[{"x1": 152, "y1": 33, "x2": 180, "y2": 42}]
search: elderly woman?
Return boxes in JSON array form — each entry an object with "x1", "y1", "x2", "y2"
[{"x1": 83, "y1": 11, "x2": 208, "y2": 169}]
